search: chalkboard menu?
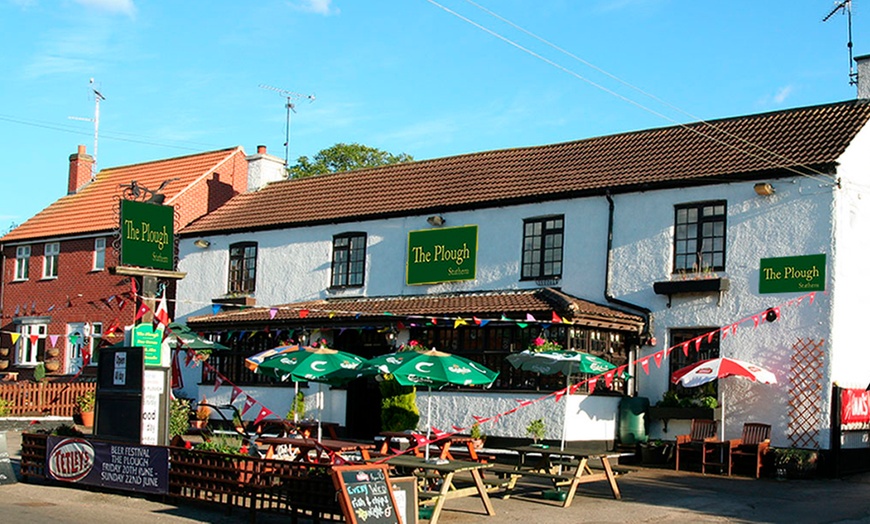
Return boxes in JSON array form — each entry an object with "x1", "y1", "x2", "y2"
[
  {"x1": 0, "y1": 431, "x2": 17, "y2": 485},
  {"x1": 332, "y1": 464, "x2": 402, "y2": 524}
]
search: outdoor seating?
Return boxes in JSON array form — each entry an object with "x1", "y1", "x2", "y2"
[
  {"x1": 675, "y1": 419, "x2": 718, "y2": 472},
  {"x1": 729, "y1": 422, "x2": 771, "y2": 478}
]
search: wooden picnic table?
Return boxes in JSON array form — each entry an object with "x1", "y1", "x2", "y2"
[
  {"x1": 255, "y1": 419, "x2": 340, "y2": 440},
  {"x1": 497, "y1": 444, "x2": 623, "y2": 508},
  {"x1": 258, "y1": 436, "x2": 375, "y2": 463},
  {"x1": 377, "y1": 432, "x2": 481, "y2": 461},
  {"x1": 383, "y1": 455, "x2": 495, "y2": 524}
]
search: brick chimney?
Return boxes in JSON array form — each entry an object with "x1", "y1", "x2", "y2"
[
  {"x1": 246, "y1": 145, "x2": 286, "y2": 192},
  {"x1": 68, "y1": 144, "x2": 94, "y2": 194},
  {"x1": 857, "y1": 54, "x2": 870, "y2": 100}
]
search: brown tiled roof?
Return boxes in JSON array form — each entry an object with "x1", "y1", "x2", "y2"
[
  {"x1": 187, "y1": 288, "x2": 645, "y2": 333},
  {"x1": 182, "y1": 100, "x2": 870, "y2": 235},
  {"x1": 2, "y1": 147, "x2": 246, "y2": 242}
]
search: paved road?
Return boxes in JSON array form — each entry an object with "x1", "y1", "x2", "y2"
[{"x1": 3, "y1": 428, "x2": 870, "y2": 523}]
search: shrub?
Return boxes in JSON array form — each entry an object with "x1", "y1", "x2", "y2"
[
  {"x1": 526, "y1": 418, "x2": 546, "y2": 443},
  {"x1": 379, "y1": 375, "x2": 420, "y2": 432},
  {"x1": 0, "y1": 398, "x2": 10, "y2": 417},
  {"x1": 169, "y1": 398, "x2": 191, "y2": 439},
  {"x1": 194, "y1": 436, "x2": 248, "y2": 455},
  {"x1": 285, "y1": 391, "x2": 306, "y2": 421},
  {"x1": 75, "y1": 391, "x2": 95, "y2": 413}
]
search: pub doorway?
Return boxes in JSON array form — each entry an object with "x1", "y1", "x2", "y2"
[{"x1": 335, "y1": 329, "x2": 389, "y2": 440}]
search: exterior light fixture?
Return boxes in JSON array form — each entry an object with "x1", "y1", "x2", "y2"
[
  {"x1": 193, "y1": 239, "x2": 211, "y2": 249},
  {"x1": 754, "y1": 183, "x2": 775, "y2": 196},
  {"x1": 427, "y1": 215, "x2": 446, "y2": 226}
]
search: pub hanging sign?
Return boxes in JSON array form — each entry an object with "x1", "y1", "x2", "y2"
[
  {"x1": 759, "y1": 254, "x2": 826, "y2": 294},
  {"x1": 119, "y1": 200, "x2": 175, "y2": 271},
  {"x1": 407, "y1": 225, "x2": 478, "y2": 285}
]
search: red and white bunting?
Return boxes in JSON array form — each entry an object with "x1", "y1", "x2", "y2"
[
  {"x1": 682, "y1": 342, "x2": 689, "y2": 356},
  {"x1": 231, "y1": 386, "x2": 243, "y2": 403},
  {"x1": 241, "y1": 396, "x2": 257, "y2": 416},
  {"x1": 640, "y1": 358, "x2": 650, "y2": 375},
  {"x1": 213, "y1": 375, "x2": 224, "y2": 392},
  {"x1": 253, "y1": 406, "x2": 273, "y2": 426},
  {"x1": 653, "y1": 351, "x2": 663, "y2": 368}
]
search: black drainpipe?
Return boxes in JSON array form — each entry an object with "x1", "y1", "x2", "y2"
[{"x1": 604, "y1": 191, "x2": 653, "y2": 340}]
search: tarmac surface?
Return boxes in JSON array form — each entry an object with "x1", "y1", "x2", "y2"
[{"x1": 3, "y1": 422, "x2": 870, "y2": 524}]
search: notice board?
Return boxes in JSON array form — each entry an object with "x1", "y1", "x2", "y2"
[
  {"x1": 94, "y1": 346, "x2": 144, "y2": 443},
  {"x1": 332, "y1": 464, "x2": 402, "y2": 524}
]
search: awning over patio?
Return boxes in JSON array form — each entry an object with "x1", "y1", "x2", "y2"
[{"x1": 186, "y1": 287, "x2": 645, "y2": 334}]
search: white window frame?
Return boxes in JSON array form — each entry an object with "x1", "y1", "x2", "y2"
[
  {"x1": 17, "y1": 324, "x2": 46, "y2": 366},
  {"x1": 93, "y1": 238, "x2": 106, "y2": 271},
  {"x1": 15, "y1": 245, "x2": 30, "y2": 281},
  {"x1": 89, "y1": 322, "x2": 103, "y2": 366},
  {"x1": 43, "y1": 242, "x2": 59, "y2": 279}
]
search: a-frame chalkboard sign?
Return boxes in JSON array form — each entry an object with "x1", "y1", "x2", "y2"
[{"x1": 332, "y1": 464, "x2": 403, "y2": 524}]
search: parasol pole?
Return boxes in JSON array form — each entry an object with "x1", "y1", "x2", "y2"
[
  {"x1": 294, "y1": 382, "x2": 299, "y2": 423},
  {"x1": 561, "y1": 372, "x2": 570, "y2": 452},
  {"x1": 425, "y1": 386, "x2": 432, "y2": 462},
  {"x1": 317, "y1": 382, "x2": 323, "y2": 442}
]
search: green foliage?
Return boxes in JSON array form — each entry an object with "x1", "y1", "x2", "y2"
[
  {"x1": 52, "y1": 424, "x2": 84, "y2": 437},
  {"x1": 774, "y1": 447, "x2": 818, "y2": 467},
  {"x1": 528, "y1": 336, "x2": 563, "y2": 352},
  {"x1": 169, "y1": 398, "x2": 192, "y2": 439},
  {"x1": 33, "y1": 362, "x2": 46, "y2": 382},
  {"x1": 75, "y1": 391, "x2": 95, "y2": 413},
  {"x1": 656, "y1": 390, "x2": 718, "y2": 409},
  {"x1": 194, "y1": 436, "x2": 248, "y2": 455},
  {"x1": 470, "y1": 423, "x2": 486, "y2": 441},
  {"x1": 526, "y1": 418, "x2": 546, "y2": 442},
  {"x1": 287, "y1": 142, "x2": 414, "y2": 179},
  {"x1": 285, "y1": 391, "x2": 306, "y2": 421},
  {"x1": 0, "y1": 397, "x2": 10, "y2": 417},
  {"x1": 379, "y1": 375, "x2": 420, "y2": 432}
]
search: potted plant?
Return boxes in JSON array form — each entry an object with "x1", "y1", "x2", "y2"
[
  {"x1": 774, "y1": 447, "x2": 819, "y2": 479},
  {"x1": 640, "y1": 439, "x2": 672, "y2": 465},
  {"x1": 470, "y1": 423, "x2": 487, "y2": 450},
  {"x1": 526, "y1": 418, "x2": 546, "y2": 445},
  {"x1": 76, "y1": 390, "x2": 96, "y2": 427}
]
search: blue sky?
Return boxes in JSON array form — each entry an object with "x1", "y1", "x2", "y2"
[{"x1": 1, "y1": 0, "x2": 867, "y2": 233}]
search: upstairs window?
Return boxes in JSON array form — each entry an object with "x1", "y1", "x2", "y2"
[
  {"x1": 521, "y1": 216, "x2": 564, "y2": 280},
  {"x1": 15, "y1": 245, "x2": 30, "y2": 280},
  {"x1": 228, "y1": 242, "x2": 257, "y2": 294},
  {"x1": 331, "y1": 233, "x2": 366, "y2": 288},
  {"x1": 669, "y1": 328, "x2": 720, "y2": 397},
  {"x1": 43, "y1": 242, "x2": 59, "y2": 278},
  {"x1": 93, "y1": 238, "x2": 106, "y2": 271},
  {"x1": 674, "y1": 201, "x2": 726, "y2": 273}
]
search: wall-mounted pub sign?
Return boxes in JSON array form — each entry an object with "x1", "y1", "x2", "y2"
[
  {"x1": 407, "y1": 225, "x2": 478, "y2": 285},
  {"x1": 759, "y1": 254, "x2": 826, "y2": 294},
  {"x1": 119, "y1": 200, "x2": 174, "y2": 271}
]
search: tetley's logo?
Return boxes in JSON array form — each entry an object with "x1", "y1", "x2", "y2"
[{"x1": 48, "y1": 438, "x2": 95, "y2": 482}]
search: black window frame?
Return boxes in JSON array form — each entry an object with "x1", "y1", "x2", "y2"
[
  {"x1": 669, "y1": 328, "x2": 720, "y2": 397},
  {"x1": 673, "y1": 201, "x2": 726, "y2": 274},
  {"x1": 520, "y1": 215, "x2": 564, "y2": 280},
  {"x1": 228, "y1": 241, "x2": 257, "y2": 294},
  {"x1": 331, "y1": 232, "x2": 367, "y2": 288}
]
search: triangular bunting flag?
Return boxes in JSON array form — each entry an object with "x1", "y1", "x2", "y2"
[
  {"x1": 588, "y1": 377, "x2": 598, "y2": 390},
  {"x1": 131, "y1": 277, "x2": 138, "y2": 297},
  {"x1": 517, "y1": 322, "x2": 528, "y2": 329},
  {"x1": 809, "y1": 292, "x2": 816, "y2": 304},
  {"x1": 525, "y1": 313, "x2": 536, "y2": 322},
  {"x1": 153, "y1": 291, "x2": 170, "y2": 329},
  {"x1": 212, "y1": 304, "x2": 222, "y2": 315},
  {"x1": 30, "y1": 334, "x2": 39, "y2": 346},
  {"x1": 472, "y1": 415, "x2": 490, "y2": 424},
  {"x1": 253, "y1": 406, "x2": 273, "y2": 426},
  {"x1": 134, "y1": 303, "x2": 149, "y2": 322},
  {"x1": 453, "y1": 318, "x2": 467, "y2": 329},
  {"x1": 753, "y1": 315, "x2": 760, "y2": 328},
  {"x1": 241, "y1": 396, "x2": 257, "y2": 416},
  {"x1": 694, "y1": 337, "x2": 702, "y2": 352},
  {"x1": 184, "y1": 350, "x2": 194, "y2": 367},
  {"x1": 554, "y1": 389, "x2": 566, "y2": 402},
  {"x1": 473, "y1": 317, "x2": 481, "y2": 325},
  {"x1": 231, "y1": 386, "x2": 243, "y2": 403},
  {"x1": 10, "y1": 333, "x2": 20, "y2": 344},
  {"x1": 604, "y1": 371, "x2": 614, "y2": 388},
  {"x1": 653, "y1": 351, "x2": 663, "y2": 368},
  {"x1": 479, "y1": 319, "x2": 490, "y2": 327},
  {"x1": 641, "y1": 358, "x2": 650, "y2": 375},
  {"x1": 298, "y1": 309, "x2": 310, "y2": 319},
  {"x1": 49, "y1": 335, "x2": 59, "y2": 347},
  {"x1": 551, "y1": 311, "x2": 562, "y2": 323},
  {"x1": 213, "y1": 375, "x2": 224, "y2": 392},
  {"x1": 682, "y1": 342, "x2": 689, "y2": 356},
  {"x1": 270, "y1": 308, "x2": 278, "y2": 320}
]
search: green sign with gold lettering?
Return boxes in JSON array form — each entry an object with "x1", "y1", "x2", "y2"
[
  {"x1": 120, "y1": 200, "x2": 175, "y2": 270},
  {"x1": 407, "y1": 225, "x2": 477, "y2": 285},
  {"x1": 759, "y1": 254, "x2": 826, "y2": 294},
  {"x1": 132, "y1": 324, "x2": 165, "y2": 367}
]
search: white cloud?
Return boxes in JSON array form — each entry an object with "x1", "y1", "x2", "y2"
[
  {"x1": 73, "y1": 0, "x2": 136, "y2": 18},
  {"x1": 289, "y1": 0, "x2": 339, "y2": 16},
  {"x1": 773, "y1": 85, "x2": 793, "y2": 104}
]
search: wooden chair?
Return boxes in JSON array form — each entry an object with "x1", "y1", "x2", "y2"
[
  {"x1": 729, "y1": 423, "x2": 771, "y2": 478},
  {"x1": 675, "y1": 419, "x2": 718, "y2": 471}
]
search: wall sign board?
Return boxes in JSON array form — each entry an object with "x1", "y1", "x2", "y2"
[
  {"x1": 407, "y1": 225, "x2": 477, "y2": 285},
  {"x1": 759, "y1": 254, "x2": 826, "y2": 294}
]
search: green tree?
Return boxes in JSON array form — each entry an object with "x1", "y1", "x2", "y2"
[{"x1": 287, "y1": 142, "x2": 413, "y2": 179}]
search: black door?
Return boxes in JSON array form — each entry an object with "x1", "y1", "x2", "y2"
[{"x1": 336, "y1": 329, "x2": 389, "y2": 440}]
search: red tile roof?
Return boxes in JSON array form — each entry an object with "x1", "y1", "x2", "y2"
[
  {"x1": 188, "y1": 288, "x2": 645, "y2": 333},
  {"x1": 182, "y1": 100, "x2": 870, "y2": 235},
  {"x1": 2, "y1": 147, "x2": 247, "y2": 243}
]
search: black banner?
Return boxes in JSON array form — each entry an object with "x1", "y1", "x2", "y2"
[{"x1": 46, "y1": 436, "x2": 168, "y2": 494}]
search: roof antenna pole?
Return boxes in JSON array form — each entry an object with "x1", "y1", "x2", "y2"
[
  {"x1": 823, "y1": 0, "x2": 858, "y2": 87},
  {"x1": 259, "y1": 84, "x2": 316, "y2": 166},
  {"x1": 68, "y1": 78, "x2": 106, "y2": 179}
]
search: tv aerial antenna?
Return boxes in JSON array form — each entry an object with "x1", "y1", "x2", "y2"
[
  {"x1": 823, "y1": 0, "x2": 858, "y2": 87},
  {"x1": 68, "y1": 78, "x2": 106, "y2": 178},
  {"x1": 259, "y1": 84, "x2": 315, "y2": 166}
]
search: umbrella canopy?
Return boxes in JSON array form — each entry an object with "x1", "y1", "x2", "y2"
[
  {"x1": 166, "y1": 322, "x2": 229, "y2": 350},
  {"x1": 506, "y1": 349, "x2": 616, "y2": 376},
  {"x1": 671, "y1": 357, "x2": 777, "y2": 441},
  {"x1": 367, "y1": 348, "x2": 498, "y2": 460},
  {"x1": 672, "y1": 357, "x2": 777, "y2": 388},
  {"x1": 367, "y1": 348, "x2": 499, "y2": 388},
  {"x1": 246, "y1": 345, "x2": 370, "y2": 440},
  {"x1": 507, "y1": 349, "x2": 616, "y2": 452}
]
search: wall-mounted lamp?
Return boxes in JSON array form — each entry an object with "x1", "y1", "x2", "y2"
[
  {"x1": 427, "y1": 215, "x2": 446, "y2": 226},
  {"x1": 754, "y1": 182, "x2": 775, "y2": 196},
  {"x1": 193, "y1": 239, "x2": 211, "y2": 249}
]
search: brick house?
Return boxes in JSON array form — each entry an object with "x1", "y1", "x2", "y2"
[{"x1": 0, "y1": 145, "x2": 250, "y2": 380}]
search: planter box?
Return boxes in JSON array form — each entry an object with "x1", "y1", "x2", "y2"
[
  {"x1": 212, "y1": 295, "x2": 256, "y2": 307},
  {"x1": 653, "y1": 277, "x2": 730, "y2": 307}
]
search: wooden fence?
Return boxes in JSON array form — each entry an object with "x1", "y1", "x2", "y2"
[
  {"x1": 0, "y1": 382, "x2": 95, "y2": 417},
  {"x1": 20, "y1": 433, "x2": 344, "y2": 524}
]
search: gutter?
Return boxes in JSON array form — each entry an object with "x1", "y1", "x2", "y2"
[{"x1": 604, "y1": 191, "x2": 653, "y2": 341}]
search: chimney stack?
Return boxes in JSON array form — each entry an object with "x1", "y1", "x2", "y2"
[
  {"x1": 857, "y1": 54, "x2": 870, "y2": 100},
  {"x1": 246, "y1": 145, "x2": 286, "y2": 192},
  {"x1": 68, "y1": 144, "x2": 94, "y2": 194}
]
